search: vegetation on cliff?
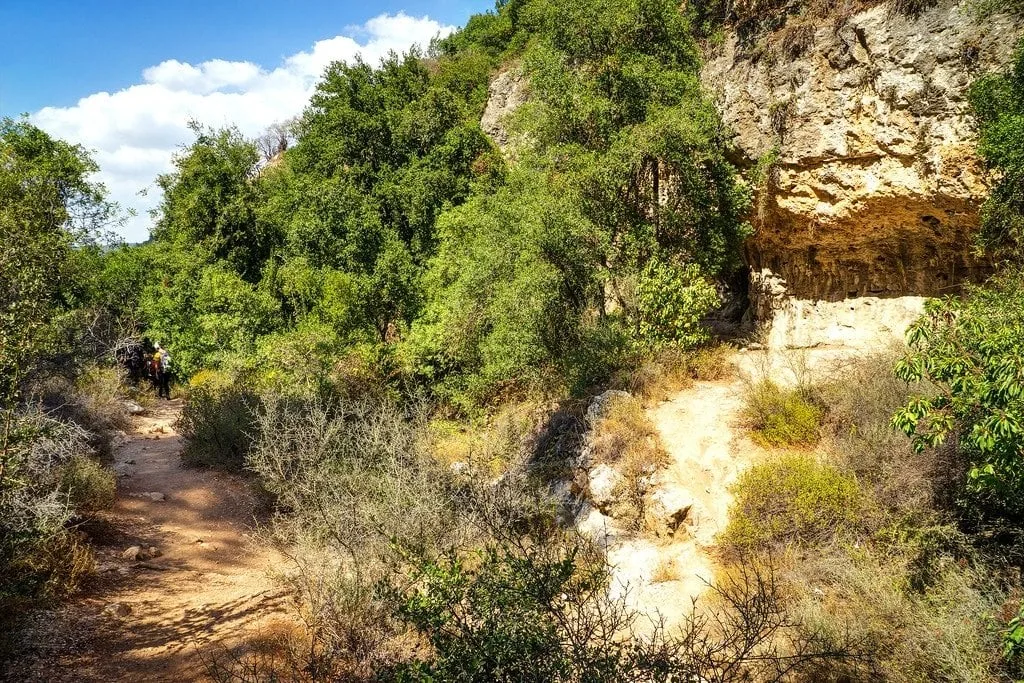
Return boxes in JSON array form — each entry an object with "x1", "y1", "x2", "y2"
[{"x1": 5, "y1": 1, "x2": 1024, "y2": 681}]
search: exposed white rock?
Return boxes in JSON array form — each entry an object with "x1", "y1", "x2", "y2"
[
  {"x1": 586, "y1": 463, "x2": 623, "y2": 511},
  {"x1": 480, "y1": 67, "x2": 529, "y2": 153},
  {"x1": 645, "y1": 485, "x2": 695, "y2": 537}
]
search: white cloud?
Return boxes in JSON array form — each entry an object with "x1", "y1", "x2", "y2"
[{"x1": 31, "y1": 12, "x2": 454, "y2": 243}]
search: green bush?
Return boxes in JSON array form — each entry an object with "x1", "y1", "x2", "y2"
[
  {"x1": 723, "y1": 452, "x2": 862, "y2": 553},
  {"x1": 893, "y1": 272, "x2": 1024, "y2": 516},
  {"x1": 633, "y1": 258, "x2": 720, "y2": 351},
  {"x1": 178, "y1": 370, "x2": 259, "y2": 470},
  {"x1": 743, "y1": 379, "x2": 823, "y2": 447}
]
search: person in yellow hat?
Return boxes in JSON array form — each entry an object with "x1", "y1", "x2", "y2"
[{"x1": 153, "y1": 342, "x2": 172, "y2": 400}]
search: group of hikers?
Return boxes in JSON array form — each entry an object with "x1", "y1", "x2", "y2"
[{"x1": 117, "y1": 340, "x2": 173, "y2": 399}]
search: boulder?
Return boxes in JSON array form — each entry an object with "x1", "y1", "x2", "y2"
[
  {"x1": 645, "y1": 485, "x2": 695, "y2": 537},
  {"x1": 586, "y1": 463, "x2": 623, "y2": 512}
]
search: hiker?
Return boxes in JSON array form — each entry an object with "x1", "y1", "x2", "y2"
[{"x1": 154, "y1": 343, "x2": 172, "y2": 400}]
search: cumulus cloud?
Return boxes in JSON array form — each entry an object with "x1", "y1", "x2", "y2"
[{"x1": 31, "y1": 13, "x2": 454, "y2": 242}]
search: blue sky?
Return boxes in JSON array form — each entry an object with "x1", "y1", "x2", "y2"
[
  {"x1": 1, "y1": 0, "x2": 491, "y2": 115},
  {"x1": 1, "y1": 1, "x2": 493, "y2": 241}
]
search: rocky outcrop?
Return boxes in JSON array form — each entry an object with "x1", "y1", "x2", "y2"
[
  {"x1": 705, "y1": 1, "x2": 1020, "y2": 298},
  {"x1": 480, "y1": 67, "x2": 528, "y2": 153},
  {"x1": 704, "y1": 1, "x2": 1022, "y2": 346},
  {"x1": 478, "y1": 4, "x2": 1023, "y2": 348}
]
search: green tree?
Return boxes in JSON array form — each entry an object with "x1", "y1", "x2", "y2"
[
  {"x1": 893, "y1": 273, "x2": 1024, "y2": 513},
  {"x1": 969, "y1": 39, "x2": 1024, "y2": 261},
  {"x1": 0, "y1": 118, "x2": 114, "y2": 405}
]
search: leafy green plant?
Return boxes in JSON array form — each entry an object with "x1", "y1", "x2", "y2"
[
  {"x1": 969, "y1": 39, "x2": 1024, "y2": 261},
  {"x1": 633, "y1": 258, "x2": 720, "y2": 352},
  {"x1": 743, "y1": 379, "x2": 823, "y2": 447},
  {"x1": 1005, "y1": 602, "x2": 1024, "y2": 663},
  {"x1": 893, "y1": 273, "x2": 1024, "y2": 513}
]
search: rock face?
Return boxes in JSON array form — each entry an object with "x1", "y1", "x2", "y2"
[
  {"x1": 703, "y1": 1, "x2": 1023, "y2": 346},
  {"x1": 480, "y1": 67, "x2": 528, "y2": 153}
]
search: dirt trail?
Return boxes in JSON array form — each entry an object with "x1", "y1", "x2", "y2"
[
  {"x1": 3, "y1": 400, "x2": 289, "y2": 682},
  {"x1": 614, "y1": 348, "x2": 858, "y2": 628},
  {"x1": 606, "y1": 371, "x2": 764, "y2": 629}
]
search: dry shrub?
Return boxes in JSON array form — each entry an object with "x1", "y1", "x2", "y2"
[
  {"x1": 1, "y1": 409, "x2": 108, "y2": 611},
  {"x1": 819, "y1": 353, "x2": 958, "y2": 520},
  {"x1": 615, "y1": 344, "x2": 734, "y2": 403},
  {"x1": 790, "y1": 548, "x2": 1006, "y2": 682},
  {"x1": 587, "y1": 393, "x2": 669, "y2": 528},
  {"x1": 652, "y1": 555, "x2": 680, "y2": 583},
  {"x1": 60, "y1": 455, "x2": 116, "y2": 516},
  {"x1": 35, "y1": 366, "x2": 129, "y2": 460},
  {"x1": 778, "y1": 21, "x2": 816, "y2": 59},
  {"x1": 178, "y1": 370, "x2": 259, "y2": 471}
]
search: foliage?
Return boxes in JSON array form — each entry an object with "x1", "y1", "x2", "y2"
[
  {"x1": 178, "y1": 370, "x2": 259, "y2": 470},
  {"x1": 893, "y1": 272, "x2": 1024, "y2": 514},
  {"x1": 0, "y1": 118, "x2": 115, "y2": 406},
  {"x1": 743, "y1": 379, "x2": 823, "y2": 447},
  {"x1": 723, "y1": 452, "x2": 862, "y2": 553},
  {"x1": 633, "y1": 258, "x2": 719, "y2": 351},
  {"x1": 969, "y1": 39, "x2": 1024, "y2": 261},
  {"x1": 0, "y1": 408, "x2": 110, "y2": 610},
  {"x1": 389, "y1": 539, "x2": 639, "y2": 682},
  {"x1": 1005, "y1": 602, "x2": 1024, "y2": 664}
]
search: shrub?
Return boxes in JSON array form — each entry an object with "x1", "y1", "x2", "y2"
[
  {"x1": 893, "y1": 272, "x2": 1024, "y2": 516},
  {"x1": 178, "y1": 370, "x2": 259, "y2": 470},
  {"x1": 60, "y1": 455, "x2": 116, "y2": 516},
  {"x1": 743, "y1": 379, "x2": 823, "y2": 448},
  {"x1": 613, "y1": 344, "x2": 734, "y2": 403},
  {"x1": 821, "y1": 353, "x2": 957, "y2": 524},
  {"x1": 633, "y1": 258, "x2": 720, "y2": 352},
  {"x1": 0, "y1": 409, "x2": 106, "y2": 610},
  {"x1": 387, "y1": 537, "x2": 638, "y2": 682},
  {"x1": 35, "y1": 366, "x2": 129, "y2": 460},
  {"x1": 791, "y1": 547, "x2": 1006, "y2": 682},
  {"x1": 723, "y1": 452, "x2": 862, "y2": 553}
]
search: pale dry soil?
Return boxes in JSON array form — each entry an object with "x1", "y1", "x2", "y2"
[
  {"x1": 607, "y1": 372, "x2": 764, "y2": 630},
  {"x1": 3, "y1": 400, "x2": 290, "y2": 682},
  {"x1": 613, "y1": 347, "x2": 857, "y2": 630}
]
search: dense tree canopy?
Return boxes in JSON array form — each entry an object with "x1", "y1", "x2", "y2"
[{"x1": 130, "y1": 0, "x2": 751, "y2": 407}]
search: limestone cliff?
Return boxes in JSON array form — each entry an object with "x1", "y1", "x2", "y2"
[
  {"x1": 702, "y1": 1, "x2": 1022, "y2": 345},
  {"x1": 480, "y1": 5, "x2": 1024, "y2": 348}
]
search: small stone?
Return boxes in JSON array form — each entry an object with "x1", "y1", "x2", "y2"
[
  {"x1": 130, "y1": 491, "x2": 165, "y2": 502},
  {"x1": 121, "y1": 545, "x2": 150, "y2": 561},
  {"x1": 102, "y1": 602, "x2": 132, "y2": 618},
  {"x1": 123, "y1": 401, "x2": 146, "y2": 416},
  {"x1": 148, "y1": 546, "x2": 162, "y2": 558}
]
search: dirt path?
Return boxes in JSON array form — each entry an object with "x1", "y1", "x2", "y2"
[
  {"x1": 3, "y1": 400, "x2": 289, "y2": 682},
  {"x1": 613, "y1": 348, "x2": 860, "y2": 628},
  {"x1": 603, "y1": 371, "x2": 764, "y2": 630}
]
